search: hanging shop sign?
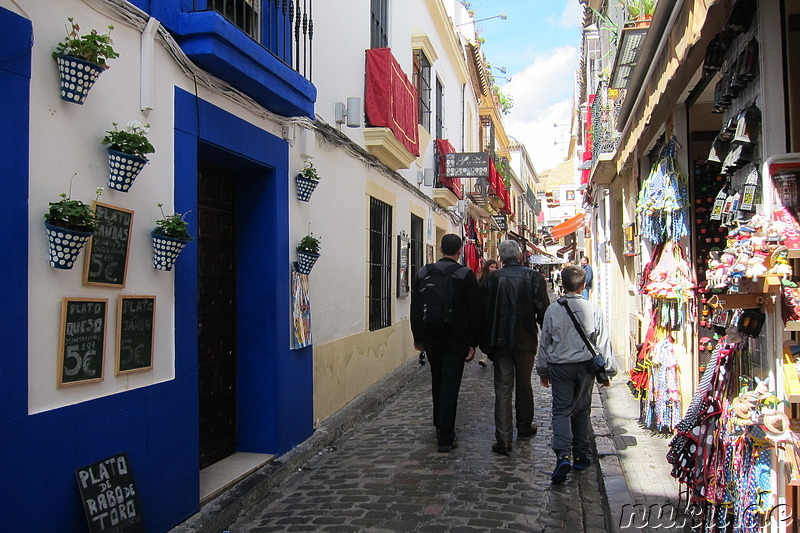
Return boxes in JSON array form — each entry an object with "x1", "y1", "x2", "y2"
[
  {"x1": 442, "y1": 152, "x2": 489, "y2": 178},
  {"x1": 492, "y1": 215, "x2": 507, "y2": 231}
]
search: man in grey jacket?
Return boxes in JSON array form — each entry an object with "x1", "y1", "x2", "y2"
[
  {"x1": 537, "y1": 265, "x2": 615, "y2": 483},
  {"x1": 481, "y1": 240, "x2": 549, "y2": 455}
]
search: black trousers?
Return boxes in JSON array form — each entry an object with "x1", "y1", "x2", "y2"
[
  {"x1": 491, "y1": 347, "x2": 535, "y2": 443},
  {"x1": 425, "y1": 339, "x2": 468, "y2": 446}
]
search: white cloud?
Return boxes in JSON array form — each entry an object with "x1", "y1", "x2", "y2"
[
  {"x1": 499, "y1": 46, "x2": 578, "y2": 172},
  {"x1": 558, "y1": 1, "x2": 584, "y2": 29}
]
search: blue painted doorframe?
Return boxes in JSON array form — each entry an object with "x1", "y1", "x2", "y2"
[{"x1": 174, "y1": 87, "x2": 314, "y2": 456}]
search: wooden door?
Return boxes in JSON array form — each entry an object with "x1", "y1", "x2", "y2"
[{"x1": 197, "y1": 163, "x2": 237, "y2": 469}]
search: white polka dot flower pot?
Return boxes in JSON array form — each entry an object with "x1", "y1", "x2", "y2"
[
  {"x1": 55, "y1": 54, "x2": 104, "y2": 105},
  {"x1": 44, "y1": 221, "x2": 93, "y2": 270},
  {"x1": 295, "y1": 174, "x2": 320, "y2": 202},
  {"x1": 107, "y1": 149, "x2": 148, "y2": 192},
  {"x1": 296, "y1": 251, "x2": 320, "y2": 275},
  {"x1": 152, "y1": 230, "x2": 191, "y2": 271}
]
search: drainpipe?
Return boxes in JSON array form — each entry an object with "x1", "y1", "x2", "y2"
[{"x1": 141, "y1": 17, "x2": 161, "y2": 117}]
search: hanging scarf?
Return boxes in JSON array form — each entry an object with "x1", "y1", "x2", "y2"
[
  {"x1": 636, "y1": 136, "x2": 690, "y2": 243},
  {"x1": 641, "y1": 242, "x2": 697, "y2": 329}
]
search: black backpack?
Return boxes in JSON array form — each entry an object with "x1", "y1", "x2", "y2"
[{"x1": 413, "y1": 263, "x2": 463, "y2": 331}]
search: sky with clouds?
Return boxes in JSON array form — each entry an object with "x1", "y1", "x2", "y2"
[{"x1": 466, "y1": 0, "x2": 583, "y2": 173}]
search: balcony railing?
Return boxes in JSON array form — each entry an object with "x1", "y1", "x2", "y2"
[
  {"x1": 196, "y1": 0, "x2": 313, "y2": 80},
  {"x1": 591, "y1": 80, "x2": 623, "y2": 161}
]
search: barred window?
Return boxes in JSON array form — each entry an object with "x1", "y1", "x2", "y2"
[
  {"x1": 369, "y1": 197, "x2": 392, "y2": 330},
  {"x1": 370, "y1": 0, "x2": 388, "y2": 48},
  {"x1": 410, "y1": 214, "x2": 424, "y2": 283},
  {"x1": 413, "y1": 50, "x2": 432, "y2": 131},
  {"x1": 210, "y1": 0, "x2": 260, "y2": 40},
  {"x1": 435, "y1": 77, "x2": 445, "y2": 140}
]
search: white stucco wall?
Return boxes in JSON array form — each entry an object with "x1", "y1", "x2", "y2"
[{"x1": 21, "y1": 1, "x2": 294, "y2": 413}]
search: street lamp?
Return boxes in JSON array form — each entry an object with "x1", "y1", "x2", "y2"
[{"x1": 456, "y1": 13, "x2": 508, "y2": 27}]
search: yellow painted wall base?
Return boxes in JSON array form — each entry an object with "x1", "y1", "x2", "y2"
[{"x1": 313, "y1": 319, "x2": 415, "y2": 424}]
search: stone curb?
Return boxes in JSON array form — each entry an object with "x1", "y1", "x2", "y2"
[
  {"x1": 169, "y1": 359, "x2": 424, "y2": 533},
  {"x1": 589, "y1": 385, "x2": 634, "y2": 533}
]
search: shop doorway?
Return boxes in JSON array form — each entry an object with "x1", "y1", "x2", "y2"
[{"x1": 197, "y1": 163, "x2": 238, "y2": 469}]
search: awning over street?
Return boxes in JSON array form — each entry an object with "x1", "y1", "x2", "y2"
[{"x1": 549, "y1": 213, "x2": 585, "y2": 241}]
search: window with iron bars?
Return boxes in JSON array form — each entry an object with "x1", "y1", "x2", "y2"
[
  {"x1": 210, "y1": 0, "x2": 260, "y2": 41},
  {"x1": 480, "y1": 116, "x2": 495, "y2": 153},
  {"x1": 371, "y1": 0, "x2": 388, "y2": 48},
  {"x1": 369, "y1": 197, "x2": 393, "y2": 331},
  {"x1": 410, "y1": 214, "x2": 424, "y2": 286},
  {"x1": 413, "y1": 50, "x2": 432, "y2": 132},
  {"x1": 200, "y1": 0, "x2": 314, "y2": 79},
  {"x1": 435, "y1": 77, "x2": 445, "y2": 140}
]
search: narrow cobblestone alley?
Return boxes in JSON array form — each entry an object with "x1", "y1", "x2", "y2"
[{"x1": 224, "y1": 361, "x2": 609, "y2": 532}]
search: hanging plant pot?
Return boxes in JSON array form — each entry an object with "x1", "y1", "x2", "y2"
[
  {"x1": 296, "y1": 251, "x2": 320, "y2": 274},
  {"x1": 44, "y1": 221, "x2": 93, "y2": 269},
  {"x1": 107, "y1": 149, "x2": 148, "y2": 192},
  {"x1": 152, "y1": 230, "x2": 191, "y2": 271},
  {"x1": 295, "y1": 174, "x2": 320, "y2": 202},
  {"x1": 54, "y1": 54, "x2": 105, "y2": 105}
]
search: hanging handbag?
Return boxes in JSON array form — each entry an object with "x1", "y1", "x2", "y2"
[{"x1": 557, "y1": 297, "x2": 609, "y2": 384}]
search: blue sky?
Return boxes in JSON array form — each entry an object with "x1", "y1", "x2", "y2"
[{"x1": 465, "y1": 0, "x2": 583, "y2": 171}]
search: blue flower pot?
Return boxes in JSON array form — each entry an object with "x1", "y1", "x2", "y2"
[
  {"x1": 45, "y1": 221, "x2": 93, "y2": 269},
  {"x1": 55, "y1": 54, "x2": 104, "y2": 105},
  {"x1": 107, "y1": 149, "x2": 148, "y2": 192},
  {"x1": 152, "y1": 230, "x2": 191, "y2": 271},
  {"x1": 296, "y1": 251, "x2": 320, "y2": 274},
  {"x1": 295, "y1": 174, "x2": 320, "y2": 202}
]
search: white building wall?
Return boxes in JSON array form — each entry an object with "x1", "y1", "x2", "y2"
[{"x1": 307, "y1": 0, "x2": 477, "y2": 347}]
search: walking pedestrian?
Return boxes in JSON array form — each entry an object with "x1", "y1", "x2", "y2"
[
  {"x1": 480, "y1": 240, "x2": 550, "y2": 455},
  {"x1": 476, "y1": 259, "x2": 499, "y2": 368},
  {"x1": 537, "y1": 265, "x2": 615, "y2": 483},
  {"x1": 580, "y1": 256, "x2": 593, "y2": 299},
  {"x1": 411, "y1": 234, "x2": 481, "y2": 452}
]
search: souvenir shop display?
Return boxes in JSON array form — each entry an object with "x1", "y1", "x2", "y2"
[
  {"x1": 666, "y1": 335, "x2": 792, "y2": 531},
  {"x1": 636, "y1": 137, "x2": 691, "y2": 243},
  {"x1": 630, "y1": 137, "x2": 694, "y2": 430}
]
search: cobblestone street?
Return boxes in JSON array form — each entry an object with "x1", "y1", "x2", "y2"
[{"x1": 225, "y1": 362, "x2": 609, "y2": 532}]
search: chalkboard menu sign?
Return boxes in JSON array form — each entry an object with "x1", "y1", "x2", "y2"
[
  {"x1": 116, "y1": 296, "x2": 155, "y2": 375},
  {"x1": 442, "y1": 152, "x2": 489, "y2": 177},
  {"x1": 84, "y1": 203, "x2": 134, "y2": 288},
  {"x1": 58, "y1": 298, "x2": 108, "y2": 387},
  {"x1": 75, "y1": 452, "x2": 145, "y2": 533}
]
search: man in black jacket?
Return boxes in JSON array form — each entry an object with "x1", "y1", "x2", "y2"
[
  {"x1": 481, "y1": 240, "x2": 550, "y2": 454},
  {"x1": 411, "y1": 234, "x2": 481, "y2": 452}
]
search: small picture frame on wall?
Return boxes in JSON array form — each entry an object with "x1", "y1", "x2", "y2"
[{"x1": 426, "y1": 244, "x2": 435, "y2": 265}]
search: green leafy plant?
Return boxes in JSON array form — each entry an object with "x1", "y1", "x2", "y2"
[
  {"x1": 297, "y1": 233, "x2": 321, "y2": 255},
  {"x1": 493, "y1": 87, "x2": 514, "y2": 115},
  {"x1": 102, "y1": 121, "x2": 155, "y2": 158},
  {"x1": 625, "y1": 0, "x2": 656, "y2": 19},
  {"x1": 45, "y1": 185, "x2": 104, "y2": 232},
  {"x1": 300, "y1": 161, "x2": 320, "y2": 181},
  {"x1": 154, "y1": 203, "x2": 192, "y2": 241},
  {"x1": 52, "y1": 18, "x2": 119, "y2": 69},
  {"x1": 591, "y1": 8, "x2": 620, "y2": 47}
]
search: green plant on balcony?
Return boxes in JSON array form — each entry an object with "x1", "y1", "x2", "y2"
[
  {"x1": 625, "y1": 0, "x2": 656, "y2": 20},
  {"x1": 493, "y1": 86, "x2": 514, "y2": 115}
]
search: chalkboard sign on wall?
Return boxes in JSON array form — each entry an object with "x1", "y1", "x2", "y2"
[
  {"x1": 58, "y1": 298, "x2": 108, "y2": 387},
  {"x1": 84, "y1": 203, "x2": 134, "y2": 288},
  {"x1": 75, "y1": 452, "x2": 145, "y2": 533},
  {"x1": 116, "y1": 296, "x2": 155, "y2": 375}
]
